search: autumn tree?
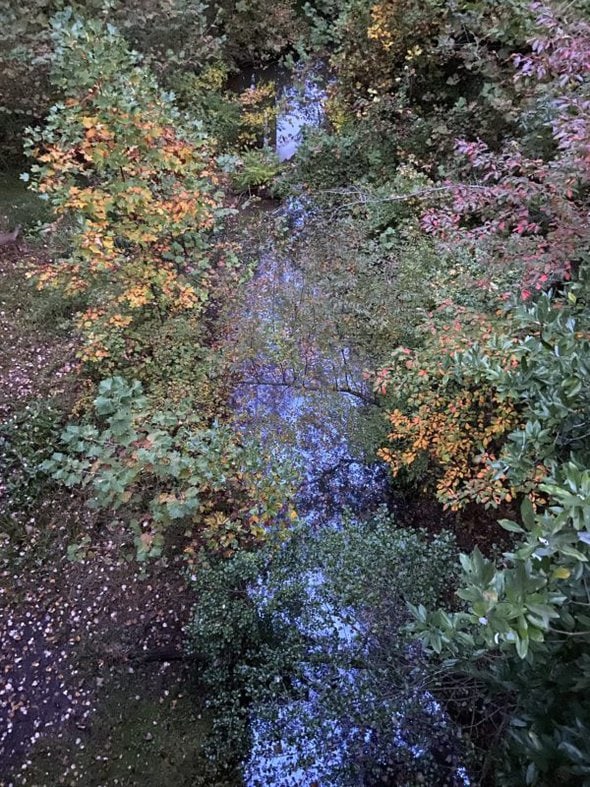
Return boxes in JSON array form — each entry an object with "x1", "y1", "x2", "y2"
[
  {"x1": 422, "y1": 3, "x2": 590, "y2": 289},
  {"x1": 25, "y1": 12, "x2": 231, "y2": 370}
]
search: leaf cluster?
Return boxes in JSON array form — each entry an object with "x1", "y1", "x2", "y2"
[
  {"x1": 42, "y1": 376, "x2": 295, "y2": 560},
  {"x1": 0, "y1": 400, "x2": 64, "y2": 523}
]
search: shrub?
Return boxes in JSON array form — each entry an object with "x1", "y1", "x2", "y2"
[
  {"x1": 228, "y1": 149, "x2": 281, "y2": 194},
  {"x1": 186, "y1": 509, "x2": 467, "y2": 784},
  {"x1": 0, "y1": 400, "x2": 63, "y2": 520},
  {"x1": 313, "y1": 0, "x2": 534, "y2": 175},
  {"x1": 376, "y1": 305, "x2": 522, "y2": 511},
  {"x1": 42, "y1": 377, "x2": 295, "y2": 560},
  {"x1": 219, "y1": 0, "x2": 302, "y2": 64},
  {"x1": 411, "y1": 270, "x2": 590, "y2": 783},
  {"x1": 24, "y1": 13, "x2": 231, "y2": 370},
  {"x1": 422, "y1": 6, "x2": 590, "y2": 288}
]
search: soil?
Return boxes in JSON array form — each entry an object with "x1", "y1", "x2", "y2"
[{"x1": 0, "y1": 242, "x2": 208, "y2": 786}]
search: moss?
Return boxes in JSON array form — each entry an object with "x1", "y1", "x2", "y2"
[{"x1": 12, "y1": 664, "x2": 220, "y2": 787}]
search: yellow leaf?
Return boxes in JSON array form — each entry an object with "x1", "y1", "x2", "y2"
[{"x1": 552, "y1": 567, "x2": 571, "y2": 580}]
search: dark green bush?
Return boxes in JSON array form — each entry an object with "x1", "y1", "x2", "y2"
[
  {"x1": 0, "y1": 400, "x2": 63, "y2": 520},
  {"x1": 186, "y1": 509, "x2": 469, "y2": 784}
]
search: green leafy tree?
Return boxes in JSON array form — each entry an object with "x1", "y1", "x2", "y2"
[{"x1": 0, "y1": 0, "x2": 227, "y2": 162}]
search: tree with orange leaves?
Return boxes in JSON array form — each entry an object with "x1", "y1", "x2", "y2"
[
  {"x1": 25, "y1": 12, "x2": 231, "y2": 370},
  {"x1": 375, "y1": 305, "x2": 524, "y2": 511}
]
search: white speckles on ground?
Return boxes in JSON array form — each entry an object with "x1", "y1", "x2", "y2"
[
  {"x1": 0, "y1": 245, "x2": 195, "y2": 783},
  {"x1": 0, "y1": 535, "x2": 193, "y2": 782}
]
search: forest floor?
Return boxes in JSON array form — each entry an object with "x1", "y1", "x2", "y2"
[{"x1": 0, "y1": 242, "x2": 207, "y2": 786}]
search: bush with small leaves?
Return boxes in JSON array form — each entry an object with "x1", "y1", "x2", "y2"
[
  {"x1": 186, "y1": 509, "x2": 468, "y2": 784},
  {"x1": 376, "y1": 305, "x2": 522, "y2": 511},
  {"x1": 0, "y1": 400, "x2": 64, "y2": 522}
]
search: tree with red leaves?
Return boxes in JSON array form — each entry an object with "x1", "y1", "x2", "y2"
[{"x1": 421, "y1": 3, "x2": 590, "y2": 297}]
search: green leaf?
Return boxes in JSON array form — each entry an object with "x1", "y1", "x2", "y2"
[
  {"x1": 500, "y1": 518, "x2": 525, "y2": 534},
  {"x1": 521, "y1": 497, "x2": 536, "y2": 530},
  {"x1": 515, "y1": 634, "x2": 529, "y2": 659}
]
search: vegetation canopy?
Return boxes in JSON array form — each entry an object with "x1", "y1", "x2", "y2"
[{"x1": 1, "y1": 1, "x2": 590, "y2": 785}]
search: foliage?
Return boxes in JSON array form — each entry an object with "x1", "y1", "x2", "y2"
[
  {"x1": 227, "y1": 148, "x2": 281, "y2": 194},
  {"x1": 42, "y1": 377, "x2": 295, "y2": 560},
  {"x1": 0, "y1": 0, "x2": 308, "y2": 162},
  {"x1": 219, "y1": 0, "x2": 303, "y2": 64},
  {"x1": 279, "y1": 6, "x2": 590, "y2": 781},
  {"x1": 187, "y1": 509, "x2": 465, "y2": 785},
  {"x1": 422, "y1": 5, "x2": 590, "y2": 288},
  {"x1": 312, "y1": 0, "x2": 535, "y2": 175},
  {"x1": 128, "y1": 314, "x2": 228, "y2": 411},
  {"x1": 0, "y1": 400, "x2": 63, "y2": 520},
  {"x1": 108, "y1": 0, "x2": 224, "y2": 79},
  {"x1": 24, "y1": 13, "x2": 233, "y2": 370},
  {"x1": 235, "y1": 82, "x2": 278, "y2": 148},
  {"x1": 185, "y1": 547, "x2": 299, "y2": 783},
  {"x1": 376, "y1": 306, "x2": 523, "y2": 511},
  {"x1": 169, "y1": 62, "x2": 243, "y2": 148},
  {"x1": 294, "y1": 124, "x2": 394, "y2": 188},
  {"x1": 0, "y1": 0, "x2": 223, "y2": 162},
  {"x1": 169, "y1": 68, "x2": 281, "y2": 154},
  {"x1": 410, "y1": 270, "x2": 590, "y2": 783},
  {"x1": 4, "y1": 0, "x2": 590, "y2": 783},
  {"x1": 458, "y1": 283, "x2": 590, "y2": 490},
  {"x1": 0, "y1": 0, "x2": 60, "y2": 164}
]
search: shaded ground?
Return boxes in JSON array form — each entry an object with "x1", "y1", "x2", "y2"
[
  {"x1": 0, "y1": 244, "x2": 74, "y2": 420},
  {"x1": 0, "y1": 237, "x2": 207, "y2": 785},
  {"x1": 0, "y1": 517, "x2": 196, "y2": 784},
  {"x1": 12, "y1": 664, "x2": 209, "y2": 787}
]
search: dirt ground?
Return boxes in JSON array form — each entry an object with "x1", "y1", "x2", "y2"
[{"x1": 0, "y1": 244, "x2": 205, "y2": 786}]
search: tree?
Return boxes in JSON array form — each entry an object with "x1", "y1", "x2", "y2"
[
  {"x1": 422, "y1": 4, "x2": 590, "y2": 289},
  {"x1": 25, "y1": 12, "x2": 231, "y2": 369}
]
